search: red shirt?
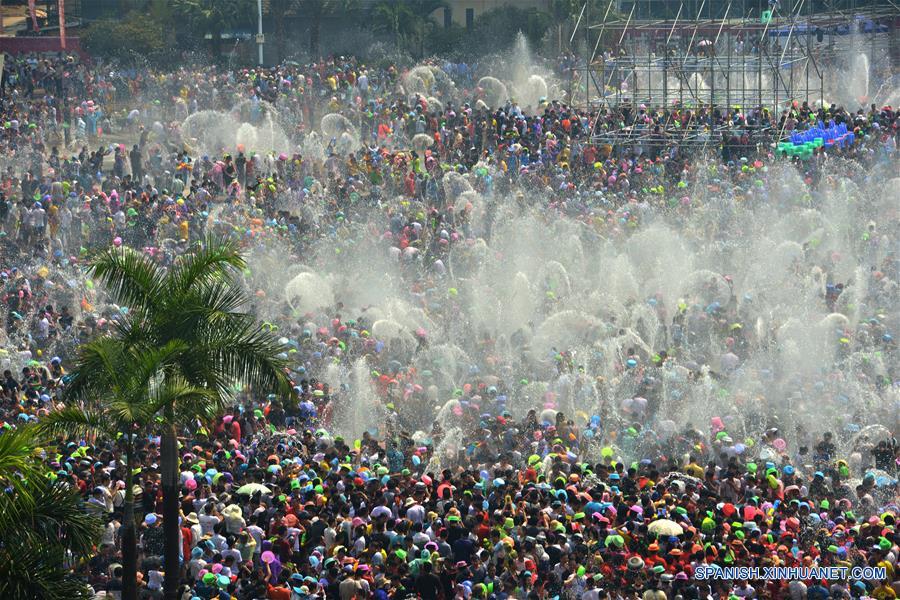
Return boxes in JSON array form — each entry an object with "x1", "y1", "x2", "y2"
[
  {"x1": 181, "y1": 526, "x2": 192, "y2": 561},
  {"x1": 267, "y1": 584, "x2": 291, "y2": 600}
]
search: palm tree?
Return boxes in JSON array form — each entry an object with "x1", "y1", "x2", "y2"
[
  {"x1": 38, "y1": 338, "x2": 218, "y2": 600},
  {"x1": 269, "y1": 0, "x2": 359, "y2": 58},
  {"x1": 173, "y1": 0, "x2": 254, "y2": 58},
  {"x1": 373, "y1": 0, "x2": 445, "y2": 59},
  {"x1": 408, "y1": 0, "x2": 447, "y2": 59},
  {"x1": 372, "y1": 1, "x2": 415, "y2": 56},
  {"x1": 0, "y1": 427, "x2": 103, "y2": 600},
  {"x1": 81, "y1": 238, "x2": 292, "y2": 600}
]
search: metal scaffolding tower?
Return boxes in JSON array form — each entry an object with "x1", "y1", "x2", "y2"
[{"x1": 574, "y1": 0, "x2": 899, "y2": 112}]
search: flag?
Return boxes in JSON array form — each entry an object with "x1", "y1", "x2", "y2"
[
  {"x1": 58, "y1": 0, "x2": 65, "y2": 49},
  {"x1": 28, "y1": 0, "x2": 38, "y2": 32}
]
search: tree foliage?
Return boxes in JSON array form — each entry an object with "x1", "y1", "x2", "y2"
[
  {"x1": 0, "y1": 428, "x2": 102, "y2": 600},
  {"x1": 80, "y1": 237, "x2": 291, "y2": 599},
  {"x1": 81, "y1": 11, "x2": 173, "y2": 66}
]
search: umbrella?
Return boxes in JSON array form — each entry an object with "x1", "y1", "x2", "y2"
[
  {"x1": 235, "y1": 483, "x2": 272, "y2": 495},
  {"x1": 647, "y1": 519, "x2": 684, "y2": 537}
]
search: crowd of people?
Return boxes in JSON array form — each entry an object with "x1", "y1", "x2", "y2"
[{"x1": 0, "y1": 50, "x2": 898, "y2": 600}]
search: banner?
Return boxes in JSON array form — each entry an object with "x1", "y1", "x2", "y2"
[
  {"x1": 58, "y1": 0, "x2": 65, "y2": 49},
  {"x1": 0, "y1": 0, "x2": 5, "y2": 36},
  {"x1": 28, "y1": 0, "x2": 38, "y2": 32}
]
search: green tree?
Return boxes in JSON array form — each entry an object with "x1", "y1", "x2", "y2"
[
  {"x1": 267, "y1": 0, "x2": 359, "y2": 58},
  {"x1": 372, "y1": 1, "x2": 415, "y2": 55},
  {"x1": 81, "y1": 11, "x2": 173, "y2": 67},
  {"x1": 38, "y1": 339, "x2": 217, "y2": 600},
  {"x1": 372, "y1": 0, "x2": 445, "y2": 59},
  {"x1": 466, "y1": 5, "x2": 552, "y2": 57},
  {"x1": 407, "y1": 0, "x2": 447, "y2": 59},
  {"x1": 173, "y1": 0, "x2": 254, "y2": 58},
  {"x1": 549, "y1": 0, "x2": 618, "y2": 53},
  {"x1": 0, "y1": 427, "x2": 102, "y2": 600},
  {"x1": 81, "y1": 238, "x2": 291, "y2": 600}
]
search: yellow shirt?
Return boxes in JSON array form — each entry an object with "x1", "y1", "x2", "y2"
[{"x1": 872, "y1": 585, "x2": 896, "y2": 600}]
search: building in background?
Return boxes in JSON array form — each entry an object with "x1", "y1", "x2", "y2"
[{"x1": 433, "y1": 0, "x2": 552, "y2": 29}]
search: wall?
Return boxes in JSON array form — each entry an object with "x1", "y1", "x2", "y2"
[{"x1": 0, "y1": 36, "x2": 86, "y2": 57}]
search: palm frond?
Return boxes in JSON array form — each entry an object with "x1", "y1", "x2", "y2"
[
  {"x1": 0, "y1": 427, "x2": 40, "y2": 500},
  {"x1": 121, "y1": 340, "x2": 189, "y2": 394},
  {"x1": 0, "y1": 448, "x2": 100, "y2": 600},
  {"x1": 35, "y1": 406, "x2": 111, "y2": 440},
  {"x1": 192, "y1": 316, "x2": 291, "y2": 398},
  {"x1": 168, "y1": 236, "x2": 245, "y2": 295},
  {"x1": 181, "y1": 278, "x2": 251, "y2": 321},
  {"x1": 142, "y1": 378, "x2": 221, "y2": 424},
  {"x1": 88, "y1": 246, "x2": 166, "y2": 314},
  {"x1": 121, "y1": 375, "x2": 223, "y2": 424},
  {"x1": 0, "y1": 543, "x2": 95, "y2": 600},
  {"x1": 27, "y1": 479, "x2": 103, "y2": 556},
  {"x1": 62, "y1": 336, "x2": 127, "y2": 402}
]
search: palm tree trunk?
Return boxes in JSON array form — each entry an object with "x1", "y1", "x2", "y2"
[
  {"x1": 122, "y1": 440, "x2": 138, "y2": 600},
  {"x1": 161, "y1": 418, "x2": 180, "y2": 600}
]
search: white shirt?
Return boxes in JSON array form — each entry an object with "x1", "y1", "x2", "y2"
[
  {"x1": 199, "y1": 513, "x2": 220, "y2": 536},
  {"x1": 406, "y1": 504, "x2": 425, "y2": 524},
  {"x1": 190, "y1": 523, "x2": 202, "y2": 547},
  {"x1": 27, "y1": 207, "x2": 46, "y2": 227},
  {"x1": 189, "y1": 558, "x2": 206, "y2": 580},
  {"x1": 246, "y1": 525, "x2": 264, "y2": 551}
]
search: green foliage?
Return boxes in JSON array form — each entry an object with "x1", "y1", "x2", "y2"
[
  {"x1": 79, "y1": 237, "x2": 291, "y2": 596},
  {"x1": 172, "y1": 0, "x2": 254, "y2": 36},
  {"x1": 0, "y1": 427, "x2": 102, "y2": 600},
  {"x1": 422, "y1": 5, "x2": 553, "y2": 60},
  {"x1": 467, "y1": 5, "x2": 552, "y2": 55},
  {"x1": 81, "y1": 11, "x2": 173, "y2": 66},
  {"x1": 170, "y1": 0, "x2": 255, "y2": 57},
  {"x1": 81, "y1": 236, "x2": 291, "y2": 411},
  {"x1": 372, "y1": 0, "x2": 446, "y2": 59}
]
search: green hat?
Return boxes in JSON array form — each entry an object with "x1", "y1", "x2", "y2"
[
  {"x1": 504, "y1": 517, "x2": 515, "y2": 530},
  {"x1": 203, "y1": 572, "x2": 217, "y2": 585},
  {"x1": 395, "y1": 549, "x2": 407, "y2": 560},
  {"x1": 447, "y1": 515, "x2": 460, "y2": 522}
]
